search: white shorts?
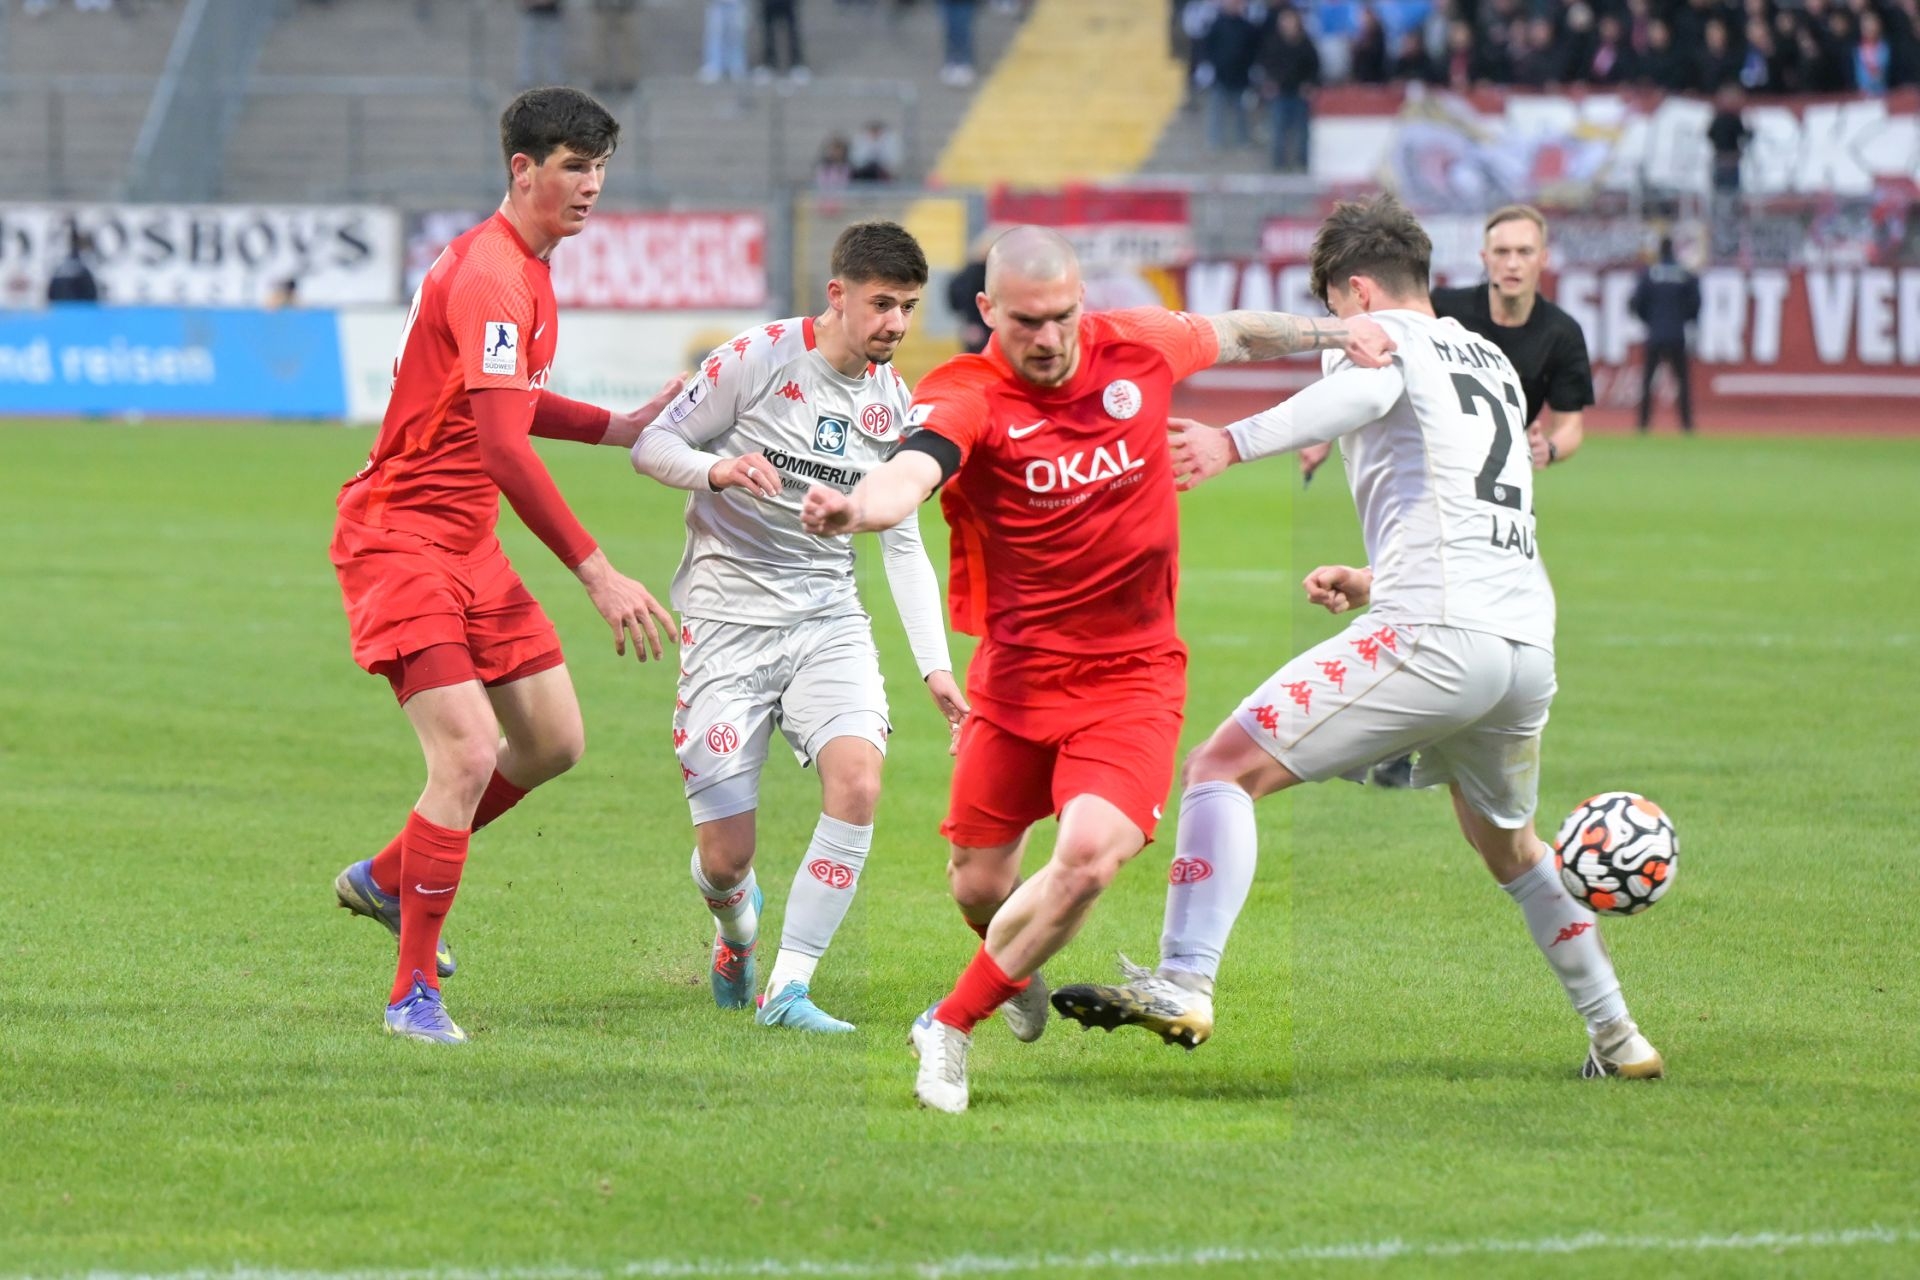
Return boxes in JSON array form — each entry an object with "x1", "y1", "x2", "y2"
[
  {"x1": 674, "y1": 612, "x2": 891, "y2": 822},
  {"x1": 1231, "y1": 618, "x2": 1555, "y2": 829}
]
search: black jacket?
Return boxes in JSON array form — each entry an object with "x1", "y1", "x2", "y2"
[{"x1": 1630, "y1": 263, "x2": 1702, "y2": 347}]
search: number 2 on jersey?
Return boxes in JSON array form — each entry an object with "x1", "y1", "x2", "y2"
[{"x1": 1451, "y1": 372, "x2": 1525, "y2": 510}]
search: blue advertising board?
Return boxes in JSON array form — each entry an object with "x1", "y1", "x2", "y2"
[{"x1": 0, "y1": 306, "x2": 347, "y2": 418}]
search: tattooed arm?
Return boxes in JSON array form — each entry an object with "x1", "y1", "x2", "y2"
[{"x1": 1207, "y1": 311, "x2": 1396, "y2": 369}]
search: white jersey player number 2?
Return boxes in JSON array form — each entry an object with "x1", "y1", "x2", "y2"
[{"x1": 1450, "y1": 370, "x2": 1528, "y2": 511}]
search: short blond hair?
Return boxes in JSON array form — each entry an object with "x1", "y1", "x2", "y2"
[{"x1": 1484, "y1": 204, "x2": 1549, "y2": 242}]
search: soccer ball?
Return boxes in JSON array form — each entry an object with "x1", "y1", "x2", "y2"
[{"x1": 1552, "y1": 791, "x2": 1677, "y2": 916}]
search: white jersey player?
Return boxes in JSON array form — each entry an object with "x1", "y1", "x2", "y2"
[
  {"x1": 631, "y1": 222, "x2": 968, "y2": 1033},
  {"x1": 1051, "y1": 195, "x2": 1663, "y2": 1081}
]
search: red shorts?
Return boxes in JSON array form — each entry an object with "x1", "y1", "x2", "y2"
[
  {"x1": 331, "y1": 516, "x2": 562, "y2": 702},
  {"x1": 942, "y1": 642, "x2": 1187, "y2": 847}
]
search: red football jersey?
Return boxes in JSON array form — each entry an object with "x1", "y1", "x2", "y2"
[
  {"x1": 338, "y1": 212, "x2": 559, "y2": 552},
  {"x1": 911, "y1": 308, "x2": 1219, "y2": 655}
]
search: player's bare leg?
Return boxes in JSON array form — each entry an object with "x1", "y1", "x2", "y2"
[
  {"x1": 912, "y1": 797, "x2": 1141, "y2": 1112},
  {"x1": 343, "y1": 663, "x2": 583, "y2": 981},
  {"x1": 1054, "y1": 720, "x2": 1296, "y2": 1048},
  {"x1": 486, "y1": 662, "x2": 586, "y2": 791},
  {"x1": 945, "y1": 835, "x2": 1049, "y2": 1043},
  {"x1": 379, "y1": 681, "x2": 498, "y2": 1043},
  {"x1": 1453, "y1": 785, "x2": 1662, "y2": 1080},
  {"x1": 757, "y1": 736, "x2": 879, "y2": 1033},
  {"x1": 693, "y1": 808, "x2": 762, "y2": 1009}
]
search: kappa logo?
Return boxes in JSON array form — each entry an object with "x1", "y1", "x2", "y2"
[
  {"x1": 706, "y1": 723, "x2": 741, "y2": 755},
  {"x1": 1549, "y1": 920, "x2": 1594, "y2": 948},
  {"x1": 858, "y1": 403, "x2": 893, "y2": 438},
  {"x1": 778, "y1": 380, "x2": 806, "y2": 403},
  {"x1": 1007, "y1": 418, "x2": 1048, "y2": 439},
  {"x1": 673, "y1": 727, "x2": 689, "y2": 749},
  {"x1": 481, "y1": 320, "x2": 518, "y2": 376},
  {"x1": 807, "y1": 858, "x2": 856, "y2": 890},
  {"x1": 1168, "y1": 857, "x2": 1213, "y2": 885},
  {"x1": 813, "y1": 415, "x2": 850, "y2": 457}
]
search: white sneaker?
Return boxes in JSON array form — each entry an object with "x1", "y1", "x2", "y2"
[
  {"x1": 1050, "y1": 953, "x2": 1215, "y2": 1049},
  {"x1": 1001, "y1": 968, "x2": 1049, "y2": 1043},
  {"x1": 908, "y1": 1003, "x2": 971, "y2": 1113},
  {"x1": 1583, "y1": 1015, "x2": 1665, "y2": 1079}
]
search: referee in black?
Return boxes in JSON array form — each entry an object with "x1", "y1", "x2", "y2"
[{"x1": 1301, "y1": 203, "x2": 1596, "y2": 787}]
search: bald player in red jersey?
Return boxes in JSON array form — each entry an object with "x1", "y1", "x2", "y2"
[
  {"x1": 802, "y1": 226, "x2": 1395, "y2": 1111},
  {"x1": 330, "y1": 87, "x2": 682, "y2": 1043}
]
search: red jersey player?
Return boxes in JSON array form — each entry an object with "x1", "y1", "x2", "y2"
[
  {"x1": 800, "y1": 226, "x2": 1394, "y2": 1111},
  {"x1": 330, "y1": 88, "x2": 682, "y2": 1043}
]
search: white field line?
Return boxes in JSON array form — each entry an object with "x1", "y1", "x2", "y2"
[{"x1": 21, "y1": 1226, "x2": 1920, "y2": 1280}]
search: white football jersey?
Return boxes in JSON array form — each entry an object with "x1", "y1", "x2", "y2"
[
  {"x1": 1326, "y1": 309, "x2": 1555, "y2": 650},
  {"x1": 643, "y1": 316, "x2": 919, "y2": 624}
]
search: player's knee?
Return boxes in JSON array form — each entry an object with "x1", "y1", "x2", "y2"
[
  {"x1": 823, "y1": 766, "x2": 882, "y2": 826},
  {"x1": 433, "y1": 734, "x2": 499, "y2": 802},
  {"x1": 542, "y1": 722, "x2": 587, "y2": 777},
  {"x1": 1050, "y1": 845, "x2": 1120, "y2": 908},
  {"x1": 947, "y1": 857, "x2": 1016, "y2": 912}
]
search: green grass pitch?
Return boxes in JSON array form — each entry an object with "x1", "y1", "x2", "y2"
[{"x1": 1, "y1": 423, "x2": 1916, "y2": 1278}]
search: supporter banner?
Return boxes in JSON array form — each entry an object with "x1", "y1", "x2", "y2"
[
  {"x1": 1310, "y1": 88, "x2": 1920, "y2": 207},
  {"x1": 1168, "y1": 260, "x2": 1920, "y2": 423},
  {"x1": 339, "y1": 308, "x2": 768, "y2": 423},
  {"x1": 404, "y1": 210, "x2": 768, "y2": 310},
  {"x1": 0, "y1": 306, "x2": 345, "y2": 417},
  {"x1": 0, "y1": 204, "x2": 400, "y2": 307}
]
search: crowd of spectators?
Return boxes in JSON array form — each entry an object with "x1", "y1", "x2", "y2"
[{"x1": 1182, "y1": 0, "x2": 1916, "y2": 100}]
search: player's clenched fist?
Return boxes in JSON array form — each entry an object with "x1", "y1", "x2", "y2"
[
  {"x1": 1167, "y1": 417, "x2": 1241, "y2": 491},
  {"x1": 924, "y1": 670, "x2": 971, "y2": 757},
  {"x1": 573, "y1": 550, "x2": 678, "y2": 660},
  {"x1": 800, "y1": 484, "x2": 859, "y2": 535},
  {"x1": 708, "y1": 451, "x2": 782, "y2": 498},
  {"x1": 1302, "y1": 564, "x2": 1372, "y2": 615}
]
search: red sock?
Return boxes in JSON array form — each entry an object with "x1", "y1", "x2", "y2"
[
  {"x1": 934, "y1": 945, "x2": 1029, "y2": 1034},
  {"x1": 371, "y1": 770, "x2": 524, "y2": 895},
  {"x1": 391, "y1": 811, "x2": 469, "y2": 1003},
  {"x1": 368, "y1": 832, "x2": 404, "y2": 897},
  {"x1": 471, "y1": 768, "x2": 529, "y2": 832}
]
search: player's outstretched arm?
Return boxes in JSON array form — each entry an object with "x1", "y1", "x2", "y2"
[
  {"x1": 801, "y1": 450, "x2": 944, "y2": 536},
  {"x1": 1303, "y1": 565, "x2": 1372, "y2": 615},
  {"x1": 1167, "y1": 417, "x2": 1242, "y2": 491},
  {"x1": 587, "y1": 375, "x2": 690, "y2": 449},
  {"x1": 1207, "y1": 311, "x2": 1396, "y2": 369},
  {"x1": 473, "y1": 388, "x2": 677, "y2": 662}
]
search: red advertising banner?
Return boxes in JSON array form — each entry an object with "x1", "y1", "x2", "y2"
[
  {"x1": 1166, "y1": 259, "x2": 1920, "y2": 431},
  {"x1": 547, "y1": 211, "x2": 767, "y2": 310},
  {"x1": 986, "y1": 186, "x2": 1194, "y2": 273}
]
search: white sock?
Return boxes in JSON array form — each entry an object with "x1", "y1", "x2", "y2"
[
  {"x1": 764, "y1": 950, "x2": 819, "y2": 997},
  {"x1": 1502, "y1": 853, "x2": 1629, "y2": 1034},
  {"x1": 690, "y1": 849, "x2": 758, "y2": 945},
  {"x1": 767, "y1": 814, "x2": 872, "y2": 995},
  {"x1": 1158, "y1": 780, "x2": 1259, "y2": 986}
]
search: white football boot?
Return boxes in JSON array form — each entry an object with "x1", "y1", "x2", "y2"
[
  {"x1": 1582, "y1": 1015, "x2": 1665, "y2": 1079},
  {"x1": 1000, "y1": 968, "x2": 1050, "y2": 1043},
  {"x1": 908, "y1": 1003, "x2": 971, "y2": 1113}
]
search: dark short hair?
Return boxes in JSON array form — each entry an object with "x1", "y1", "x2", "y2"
[
  {"x1": 499, "y1": 87, "x2": 620, "y2": 172},
  {"x1": 829, "y1": 221, "x2": 929, "y2": 287},
  {"x1": 1308, "y1": 193, "x2": 1433, "y2": 306}
]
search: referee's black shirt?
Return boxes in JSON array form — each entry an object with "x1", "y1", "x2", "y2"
[{"x1": 1431, "y1": 284, "x2": 1594, "y2": 428}]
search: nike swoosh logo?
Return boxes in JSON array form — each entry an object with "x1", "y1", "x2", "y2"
[
  {"x1": 1007, "y1": 419, "x2": 1047, "y2": 439},
  {"x1": 533, "y1": 324, "x2": 547, "y2": 340},
  {"x1": 413, "y1": 884, "x2": 456, "y2": 896}
]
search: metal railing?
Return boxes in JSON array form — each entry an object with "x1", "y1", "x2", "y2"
[
  {"x1": 0, "y1": 74, "x2": 157, "y2": 201},
  {"x1": 123, "y1": 0, "x2": 289, "y2": 201}
]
